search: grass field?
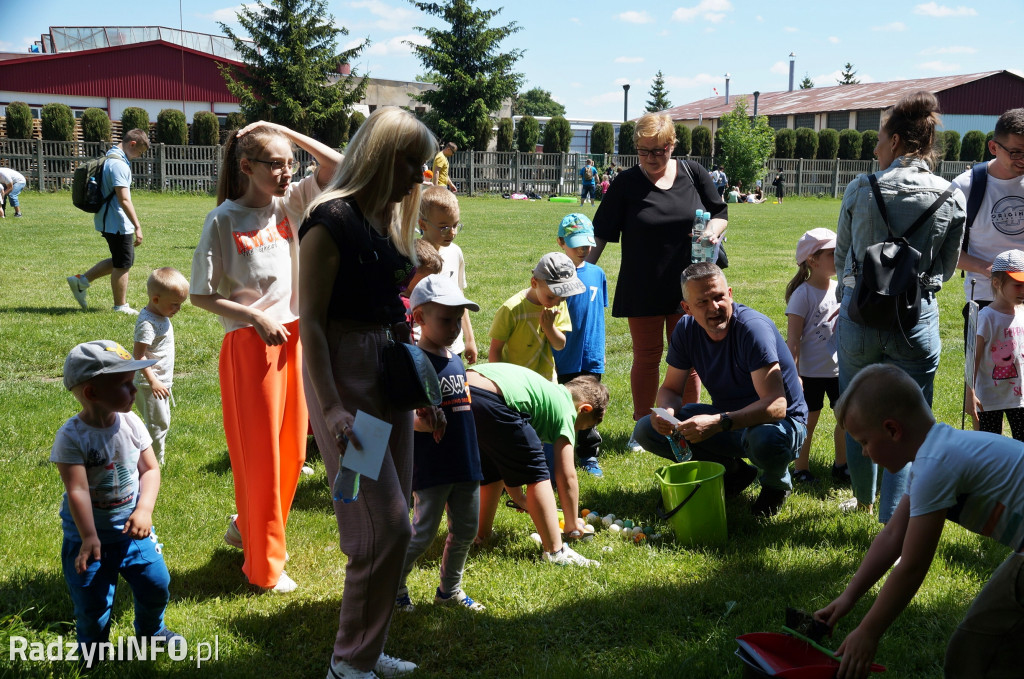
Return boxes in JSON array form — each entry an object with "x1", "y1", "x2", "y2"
[{"x1": 0, "y1": 191, "x2": 1004, "y2": 679}]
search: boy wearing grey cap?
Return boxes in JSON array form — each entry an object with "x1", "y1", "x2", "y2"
[
  {"x1": 51, "y1": 340, "x2": 181, "y2": 663},
  {"x1": 488, "y1": 251, "x2": 586, "y2": 382}
]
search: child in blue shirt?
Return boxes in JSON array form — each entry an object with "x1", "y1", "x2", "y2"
[
  {"x1": 396, "y1": 275, "x2": 486, "y2": 612},
  {"x1": 553, "y1": 213, "x2": 608, "y2": 477},
  {"x1": 51, "y1": 340, "x2": 182, "y2": 665}
]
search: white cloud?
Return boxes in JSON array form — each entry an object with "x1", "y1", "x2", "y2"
[
  {"x1": 348, "y1": 0, "x2": 418, "y2": 32},
  {"x1": 920, "y1": 45, "x2": 976, "y2": 54},
  {"x1": 872, "y1": 22, "x2": 906, "y2": 31},
  {"x1": 618, "y1": 11, "x2": 653, "y2": 23},
  {"x1": 828, "y1": 36, "x2": 840, "y2": 44},
  {"x1": 583, "y1": 90, "x2": 635, "y2": 107},
  {"x1": 914, "y1": 2, "x2": 978, "y2": 17},
  {"x1": 615, "y1": 56, "x2": 645, "y2": 64},
  {"x1": 672, "y1": 0, "x2": 733, "y2": 22},
  {"x1": 613, "y1": 77, "x2": 632, "y2": 86},
  {"x1": 770, "y1": 61, "x2": 789, "y2": 75},
  {"x1": 570, "y1": 82, "x2": 582, "y2": 88},
  {"x1": 363, "y1": 34, "x2": 427, "y2": 56},
  {"x1": 663, "y1": 73, "x2": 722, "y2": 90},
  {"x1": 756, "y1": 15, "x2": 764, "y2": 22},
  {"x1": 570, "y1": 17, "x2": 580, "y2": 23},
  {"x1": 920, "y1": 60, "x2": 960, "y2": 71},
  {"x1": 202, "y1": 5, "x2": 256, "y2": 23}
]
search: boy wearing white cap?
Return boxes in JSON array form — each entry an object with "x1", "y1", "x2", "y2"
[
  {"x1": 488, "y1": 251, "x2": 586, "y2": 382},
  {"x1": 51, "y1": 340, "x2": 181, "y2": 663},
  {"x1": 395, "y1": 275, "x2": 486, "y2": 613},
  {"x1": 784, "y1": 228, "x2": 848, "y2": 486}
]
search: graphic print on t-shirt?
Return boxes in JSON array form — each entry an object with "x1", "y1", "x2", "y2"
[
  {"x1": 992, "y1": 196, "x2": 1024, "y2": 236},
  {"x1": 990, "y1": 336, "x2": 1021, "y2": 382},
  {"x1": 232, "y1": 218, "x2": 294, "y2": 255}
]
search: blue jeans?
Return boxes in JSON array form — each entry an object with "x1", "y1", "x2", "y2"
[
  {"x1": 61, "y1": 532, "x2": 170, "y2": 644},
  {"x1": 837, "y1": 293, "x2": 939, "y2": 522},
  {"x1": 398, "y1": 481, "x2": 480, "y2": 597},
  {"x1": 632, "y1": 403, "x2": 806, "y2": 491},
  {"x1": 6, "y1": 180, "x2": 25, "y2": 208}
]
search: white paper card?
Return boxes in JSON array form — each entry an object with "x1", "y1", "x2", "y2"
[
  {"x1": 342, "y1": 410, "x2": 391, "y2": 481},
  {"x1": 650, "y1": 407, "x2": 682, "y2": 426}
]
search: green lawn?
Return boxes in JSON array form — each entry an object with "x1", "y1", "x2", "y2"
[{"x1": 0, "y1": 191, "x2": 1002, "y2": 678}]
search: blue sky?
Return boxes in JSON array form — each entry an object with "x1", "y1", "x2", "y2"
[{"x1": 2, "y1": 0, "x2": 1020, "y2": 122}]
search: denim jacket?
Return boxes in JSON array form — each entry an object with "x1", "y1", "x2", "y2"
[{"x1": 835, "y1": 157, "x2": 966, "y2": 298}]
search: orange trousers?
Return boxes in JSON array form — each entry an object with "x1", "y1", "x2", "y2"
[
  {"x1": 219, "y1": 320, "x2": 307, "y2": 589},
  {"x1": 627, "y1": 314, "x2": 701, "y2": 421}
]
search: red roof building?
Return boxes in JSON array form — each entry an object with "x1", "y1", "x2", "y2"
[{"x1": 661, "y1": 70, "x2": 1024, "y2": 137}]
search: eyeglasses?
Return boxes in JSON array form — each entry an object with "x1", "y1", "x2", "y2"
[
  {"x1": 250, "y1": 158, "x2": 295, "y2": 173},
  {"x1": 993, "y1": 139, "x2": 1024, "y2": 161},
  {"x1": 422, "y1": 219, "x2": 463, "y2": 234},
  {"x1": 636, "y1": 146, "x2": 669, "y2": 157}
]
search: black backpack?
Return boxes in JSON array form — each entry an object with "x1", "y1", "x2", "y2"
[
  {"x1": 848, "y1": 173, "x2": 954, "y2": 333},
  {"x1": 72, "y1": 155, "x2": 116, "y2": 216}
]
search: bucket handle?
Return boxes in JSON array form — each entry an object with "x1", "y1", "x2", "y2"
[{"x1": 656, "y1": 483, "x2": 701, "y2": 521}]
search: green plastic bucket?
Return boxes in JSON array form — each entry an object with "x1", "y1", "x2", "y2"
[{"x1": 656, "y1": 461, "x2": 727, "y2": 546}]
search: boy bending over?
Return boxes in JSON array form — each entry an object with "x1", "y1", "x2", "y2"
[
  {"x1": 815, "y1": 363, "x2": 1024, "y2": 679},
  {"x1": 467, "y1": 362, "x2": 608, "y2": 566}
]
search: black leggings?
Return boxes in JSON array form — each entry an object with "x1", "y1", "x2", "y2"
[{"x1": 978, "y1": 408, "x2": 1024, "y2": 441}]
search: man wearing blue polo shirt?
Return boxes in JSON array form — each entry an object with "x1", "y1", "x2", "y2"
[{"x1": 632, "y1": 261, "x2": 808, "y2": 517}]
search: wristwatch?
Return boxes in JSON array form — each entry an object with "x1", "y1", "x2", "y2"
[{"x1": 719, "y1": 412, "x2": 734, "y2": 432}]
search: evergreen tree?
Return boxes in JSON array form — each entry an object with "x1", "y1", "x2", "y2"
[
  {"x1": 496, "y1": 118, "x2": 515, "y2": 152},
  {"x1": 516, "y1": 115, "x2": 539, "y2": 152},
  {"x1": 717, "y1": 99, "x2": 775, "y2": 192},
  {"x1": 513, "y1": 87, "x2": 565, "y2": 117},
  {"x1": 218, "y1": 0, "x2": 368, "y2": 137},
  {"x1": 799, "y1": 73, "x2": 814, "y2": 89},
  {"x1": 590, "y1": 123, "x2": 614, "y2": 155},
  {"x1": 542, "y1": 116, "x2": 572, "y2": 153},
  {"x1": 645, "y1": 70, "x2": 672, "y2": 112},
  {"x1": 837, "y1": 63, "x2": 860, "y2": 85},
  {"x1": 407, "y1": 0, "x2": 525, "y2": 150}
]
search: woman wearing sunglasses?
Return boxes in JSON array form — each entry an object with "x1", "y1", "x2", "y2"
[{"x1": 588, "y1": 112, "x2": 728, "y2": 452}]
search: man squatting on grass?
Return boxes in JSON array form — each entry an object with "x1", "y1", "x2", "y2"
[
  {"x1": 632, "y1": 262, "x2": 808, "y2": 517},
  {"x1": 815, "y1": 364, "x2": 1024, "y2": 679}
]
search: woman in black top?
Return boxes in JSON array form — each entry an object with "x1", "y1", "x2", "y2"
[
  {"x1": 299, "y1": 107, "x2": 441, "y2": 679},
  {"x1": 588, "y1": 113, "x2": 728, "y2": 450}
]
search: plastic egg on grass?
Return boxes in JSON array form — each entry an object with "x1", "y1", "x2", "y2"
[
  {"x1": 613, "y1": 519, "x2": 624, "y2": 528},
  {"x1": 559, "y1": 519, "x2": 565, "y2": 530},
  {"x1": 583, "y1": 524, "x2": 595, "y2": 534},
  {"x1": 622, "y1": 519, "x2": 634, "y2": 529},
  {"x1": 608, "y1": 524, "x2": 621, "y2": 534},
  {"x1": 601, "y1": 515, "x2": 613, "y2": 527},
  {"x1": 633, "y1": 526, "x2": 644, "y2": 536},
  {"x1": 581, "y1": 509, "x2": 592, "y2": 518},
  {"x1": 634, "y1": 533, "x2": 646, "y2": 544}
]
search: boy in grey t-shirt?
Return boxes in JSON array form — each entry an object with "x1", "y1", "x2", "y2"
[
  {"x1": 815, "y1": 364, "x2": 1024, "y2": 678},
  {"x1": 132, "y1": 268, "x2": 188, "y2": 464},
  {"x1": 51, "y1": 340, "x2": 181, "y2": 664}
]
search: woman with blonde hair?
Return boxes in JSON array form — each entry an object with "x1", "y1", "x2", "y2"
[
  {"x1": 299, "y1": 107, "x2": 442, "y2": 679},
  {"x1": 835, "y1": 91, "x2": 965, "y2": 522},
  {"x1": 190, "y1": 121, "x2": 341, "y2": 593},
  {"x1": 588, "y1": 113, "x2": 729, "y2": 454}
]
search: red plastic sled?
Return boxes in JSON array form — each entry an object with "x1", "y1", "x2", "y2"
[{"x1": 735, "y1": 632, "x2": 885, "y2": 678}]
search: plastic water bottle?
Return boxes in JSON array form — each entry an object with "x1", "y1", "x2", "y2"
[
  {"x1": 332, "y1": 467, "x2": 361, "y2": 503},
  {"x1": 691, "y1": 209, "x2": 707, "y2": 263},
  {"x1": 666, "y1": 433, "x2": 693, "y2": 463}
]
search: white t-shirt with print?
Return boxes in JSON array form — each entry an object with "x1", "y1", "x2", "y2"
[
  {"x1": 909, "y1": 422, "x2": 1024, "y2": 555},
  {"x1": 190, "y1": 175, "x2": 320, "y2": 334},
  {"x1": 784, "y1": 279, "x2": 839, "y2": 378},
  {"x1": 975, "y1": 305, "x2": 1024, "y2": 412},
  {"x1": 50, "y1": 412, "x2": 153, "y2": 540},
  {"x1": 953, "y1": 165, "x2": 1024, "y2": 302},
  {"x1": 133, "y1": 307, "x2": 174, "y2": 386},
  {"x1": 439, "y1": 242, "x2": 468, "y2": 355}
]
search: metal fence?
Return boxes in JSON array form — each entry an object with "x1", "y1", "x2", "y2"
[
  {"x1": 0, "y1": 139, "x2": 314, "y2": 193},
  {"x1": 0, "y1": 138, "x2": 978, "y2": 197}
]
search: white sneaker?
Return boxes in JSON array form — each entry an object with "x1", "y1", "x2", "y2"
[
  {"x1": 543, "y1": 545, "x2": 600, "y2": 567},
  {"x1": 67, "y1": 275, "x2": 89, "y2": 309},
  {"x1": 224, "y1": 514, "x2": 243, "y2": 549},
  {"x1": 434, "y1": 587, "x2": 485, "y2": 611},
  {"x1": 626, "y1": 436, "x2": 644, "y2": 453},
  {"x1": 112, "y1": 304, "x2": 139, "y2": 315},
  {"x1": 374, "y1": 653, "x2": 417, "y2": 678},
  {"x1": 327, "y1": 659, "x2": 379, "y2": 679},
  {"x1": 270, "y1": 571, "x2": 297, "y2": 593}
]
